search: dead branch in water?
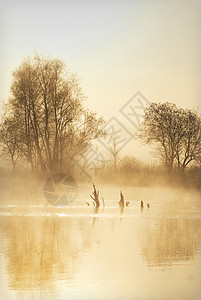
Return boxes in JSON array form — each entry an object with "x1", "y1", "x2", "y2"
[
  {"x1": 90, "y1": 183, "x2": 100, "y2": 207},
  {"x1": 118, "y1": 191, "x2": 125, "y2": 208}
]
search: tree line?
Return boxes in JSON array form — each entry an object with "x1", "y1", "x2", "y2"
[{"x1": 0, "y1": 55, "x2": 201, "y2": 174}]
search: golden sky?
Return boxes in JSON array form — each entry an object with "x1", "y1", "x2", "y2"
[{"x1": 1, "y1": 0, "x2": 200, "y2": 161}]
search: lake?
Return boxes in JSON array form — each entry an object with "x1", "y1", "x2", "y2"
[{"x1": 0, "y1": 184, "x2": 201, "y2": 300}]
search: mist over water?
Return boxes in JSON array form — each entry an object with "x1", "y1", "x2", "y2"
[
  {"x1": 1, "y1": 0, "x2": 200, "y2": 299},
  {"x1": 0, "y1": 175, "x2": 201, "y2": 300}
]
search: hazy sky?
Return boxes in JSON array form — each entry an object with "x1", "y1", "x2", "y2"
[{"x1": 1, "y1": 0, "x2": 200, "y2": 161}]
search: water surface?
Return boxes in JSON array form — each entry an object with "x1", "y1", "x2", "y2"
[{"x1": 0, "y1": 186, "x2": 201, "y2": 300}]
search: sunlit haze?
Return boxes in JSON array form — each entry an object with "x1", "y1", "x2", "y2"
[
  {"x1": 1, "y1": 0, "x2": 200, "y2": 160},
  {"x1": 0, "y1": 3, "x2": 201, "y2": 299}
]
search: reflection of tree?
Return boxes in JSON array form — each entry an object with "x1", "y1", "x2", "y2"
[
  {"x1": 1, "y1": 216, "x2": 100, "y2": 297},
  {"x1": 139, "y1": 218, "x2": 201, "y2": 267},
  {"x1": 92, "y1": 206, "x2": 99, "y2": 227},
  {"x1": 120, "y1": 207, "x2": 124, "y2": 215}
]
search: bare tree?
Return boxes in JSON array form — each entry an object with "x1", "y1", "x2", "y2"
[
  {"x1": 107, "y1": 137, "x2": 119, "y2": 172},
  {"x1": 139, "y1": 102, "x2": 201, "y2": 171},
  {"x1": 0, "y1": 55, "x2": 104, "y2": 174},
  {"x1": 175, "y1": 110, "x2": 201, "y2": 171},
  {"x1": 0, "y1": 114, "x2": 20, "y2": 172}
]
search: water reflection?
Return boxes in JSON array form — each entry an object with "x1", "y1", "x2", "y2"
[
  {"x1": 92, "y1": 206, "x2": 99, "y2": 226},
  {"x1": 120, "y1": 207, "x2": 124, "y2": 215},
  {"x1": 0, "y1": 216, "x2": 101, "y2": 298},
  {"x1": 0, "y1": 191, "x2": 201, "y2": 300},
  {"x1": 139, "y1": 217, "x2": 201, "y2": 267}
]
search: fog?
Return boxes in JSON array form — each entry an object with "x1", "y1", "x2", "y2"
[
  {"x1": 0, "y1": 168, "x2": 201, "y2": 300},
  {"x1": 1, "y1": 0, "x2": 201, "y2": 299},
  {"x1": 1, "y1": 167, "x2": 201, "y2": 205}
]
